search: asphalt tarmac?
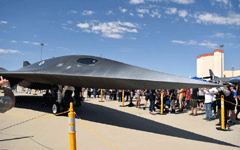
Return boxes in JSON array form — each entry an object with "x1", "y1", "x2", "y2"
[{"x1": 0, "y1": 89, "x2": 240, "y2": 150}]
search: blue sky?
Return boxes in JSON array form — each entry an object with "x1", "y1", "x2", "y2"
[{"x1": 0, "y1": 0, "x2": 240, "y2": 77}]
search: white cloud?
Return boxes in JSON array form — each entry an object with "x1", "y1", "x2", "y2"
[
  {"x1": 194, "y1": 12, "x2": 240, "y2": 26},
  {"x1": 184, "y1": 18, "x2": 188, "y2": 22},
  {"x1": 82, "y1": 10, "x2": 94, "y2": 15},
  {"x1": 32, "y1": 42, "x2": 40, "y2": 45},
  {"x1": 211, "y1": 0, "x2": 232, "y2": 9},
  {"x1": 11, "y1": 40, "x2": 17, "y2": 43},
  {"x1": 138, "y1": 14, "x2": 144, "y2": 18},
  {"x1": 67, "y1": 21, "x2": 73, "y2": 24},
  {"x1": 129, "y1": 13, "x2": 134, "y2": 16},
  {"x1": 150, "y1": 10, "x2": 161, "y2": 18},
  {"x1": 62, "y1": 27, "x2": 68, "y2": 30},
  {"x1": 171, "y1": 0, "x2": 195, "y2": 4},
  {"x1": 70, "y1": 10, "x2": 77, "y2": 14},
  {"x1": 165, "y1": 8, "x2": 177, "y2": 14},
  {"x1": 23, "y1": 41, "x2": 30, "y2": 43},
  {"x1": 188, "y1": 40, "x2": 197, "y2": 45},
  {"x1": 129, "y1": 37, "x2": 136, "y2": 40},
  {"x1": 172, "y1": 39, "x2": 218, "y2": 48},
  {"x1": 106, "y1": 10, "x2": 113, "y2": 15},
  {"x1": 198, "y1": 40, "x2": 218, "y2": 49},
  {"x1": 119, "y1": 7, "x2": 127, "y2": 13},
  {"x1": 34, "y1": 35, "x2": 37, "y2": 37},
  {"x1": 172, "y1": 40, "x2": 186, "y2": 44},
  {"x1": 136, "y1": 8, "x2": 149, "y2": 13},
  {"x1": 129, "y1": 0, "x2": 144, "y2": 4},
  {"x1": 239, "y1": 4, "x2": 240, "y2": 8},
  {"x1": 77, "y1": 21, "x2": 138, "y2": 39},
  {"x1": 12, "y1": 26, "x2": 16, "y2": 29},
  {"x1": 210, "y1": 32, "x2": 236, "y2": 38},
  {"x1": 62, "y1": 23, "x2": 67, "y2": 25},
  {"x1": 0, "y1": 49, "x2": 20, "y2": 53},
  {"x1": 0, "y1": 21, "x2": 7, "y2": 24},
  {"x1": 178, "y1": 10, "x2": 188, "y2": 18},
  {"x1": 76, "y1": 23, "x2": 90, "y2": 28}
]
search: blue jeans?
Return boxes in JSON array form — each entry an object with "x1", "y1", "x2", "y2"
[
  {"x1": 149, "y1": 100, "x2": 155, "y2": 112},
  {"x1": 205, "y1": 103, "x2": 212, "y2": 119}
]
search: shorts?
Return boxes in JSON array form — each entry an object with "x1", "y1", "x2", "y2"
[
  {"x1": 145, "y1": 95, "x2": 149, "y2": 101},
  {"x1": 179, "y1": 97, "x2": 183, "y2": 104},
  {"x1": 170, "y1": 99, "x2": 175, "y2": 107},
  {"x1": 190, "y1": 100, "x2": 198, "y2": 108}
]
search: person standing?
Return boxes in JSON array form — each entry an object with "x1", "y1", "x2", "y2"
[
  {"x1": 190, "y1": 88, "x2": 198, "y2": 116},
  {"x1": 149, "y1": 90, "x2": 156, "y2": 114},
  {"x1": 143, "y1": 89, "x2": 150, "y2": 110},
  {"x1": 203, "y1": 88, "x2": 214, "y2": 121},
  {"x1": 169, "y1": 89, "x2": 176, "y2": 114},
  {"x1": 185, "y1": 89, "x2": 191, "y2": 110},
  {"x1": 135, "y1": 90, "x2": 141, "y2": 108}
]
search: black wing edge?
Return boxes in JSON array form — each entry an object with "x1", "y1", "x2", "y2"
[{"x1": 0, "y1": 67, "x2": 8, "y2": 72}]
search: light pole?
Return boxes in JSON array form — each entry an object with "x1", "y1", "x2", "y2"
[
  {"x1": 220, "y1": 45, "x2": 224, "y2": 78},
  {"x1": 40, "y1": 43, "x2": 44, "y2": 61},
  {"x1": 232, "y1": 66, "x2": 234, "y2": 77}
]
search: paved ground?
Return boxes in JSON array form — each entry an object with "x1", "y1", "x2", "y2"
[{"x1": 0, "y1": 88, "x2": 240, "y2": 150}]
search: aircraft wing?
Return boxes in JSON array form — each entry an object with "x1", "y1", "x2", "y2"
[{"x1": 0, "y1": 55, "x2": 222, "y2": 89}]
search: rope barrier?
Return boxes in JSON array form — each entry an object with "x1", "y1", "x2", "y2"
[
  {"x1": 75, "y1": 113, "x2": 120, "y2": 150},
  {"x1": 5, "y1": 110, "x2": 69, "y2": 118}
]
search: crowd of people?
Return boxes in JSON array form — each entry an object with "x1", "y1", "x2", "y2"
[{"x1": 85, "y1": 82, "x2": 240, "y2": 129}]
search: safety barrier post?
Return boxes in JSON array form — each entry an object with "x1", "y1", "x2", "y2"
[
  {"x1": 68, "y1": 102, "x2": 76, "y2": 150},
  {"x1": 82, "y1": 89, "x2": 84, "y2": 97},
  {"x1": 221, "y1": 95, "x2": 225, "y2": 130},
  {"x1": 161, "y1": 90, "x2": 163, "y2": 114},
  {"x1": 33, "y1": 89, "x2": 37, "y2": 95},
  {"x1": 122, "y1": 90, "x2": 125, "y2": 106},
  {"x1": 99, "y1": 89, "x2": 103, "y2": 102}
]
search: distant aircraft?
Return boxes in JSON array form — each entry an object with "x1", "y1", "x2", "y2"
[
  {"x1": 208, "y1": 69, "x2": 240, "y2": 83},
  {"x1": 0, "y1": 55, "x2": 221, "y2": 113}
]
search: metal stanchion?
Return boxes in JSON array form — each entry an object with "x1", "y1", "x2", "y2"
[
  {"x1": 120, "y1": 90, "x2": 126, "y2": 107},
  {"x1": 161, "y1": 91, "x2": 164, "y2": 114},
  {"x1": 221, "y1": 95, "x2": 225, "y2": 130},
  {"x1": 68, "y1": 102, "x2": 76, "y2": 150},
  {"x1": 99, "y1": 89, "x2": 103, "y2": 102},
  {"x1": 33, "y1": 89, "x2": 37, "y2": 95},
  {"x1": 216, "y1": 95, "x2": 231, "y2": 131}
]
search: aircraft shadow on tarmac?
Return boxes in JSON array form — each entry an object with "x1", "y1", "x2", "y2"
[{"x1": 13, "y1": 96, "x2": 239, "y2": 148}]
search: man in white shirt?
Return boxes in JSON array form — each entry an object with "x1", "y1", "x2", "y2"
[
  {"x1": 203, "y1": 88, "x2": 214, "y2": 121},
  {"x1": 210, "y1": 87, "x2": 218, "y2": 118}
]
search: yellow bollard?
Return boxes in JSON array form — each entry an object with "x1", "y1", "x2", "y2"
[
  {"x1": 2, "y1": 90, "x2": 4, "y2": 93},
  {"x1": 101, "y1": 89, "x2": 103, "y2": 102},
  {"x1": 122, "y1": 90, "x2": 125, "y2": 106},
  {"x1": 221, "y1": 95, "x2": 225, "y2": 130},
  {"x1": 82, "y1": 89, "x2": 84, "y2": 97},
  {"x1": 33, "y1": 89, "x2": 37, "y2": 95},
  {"x1": 68, "y1": 102, "x2": 76, "y2": 150},
  {"x1": 161, "y1": 90, "x2": 164, "y2": 114}
]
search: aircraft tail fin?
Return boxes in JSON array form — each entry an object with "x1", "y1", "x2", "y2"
[
  {"x1": 23, "y1": 61, "x2": 31, "y2": 67},
  {"x1": 209, "y1": 69, "x2": 217, "y2": 80}
]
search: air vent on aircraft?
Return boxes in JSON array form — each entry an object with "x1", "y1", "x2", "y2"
[{"x1": 77, "y1": 58, "x2": 98, "y2": 64}]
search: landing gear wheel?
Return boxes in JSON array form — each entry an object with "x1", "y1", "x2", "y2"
[{"x1": 52, "y1": 103, "x2": 60, "y2": 114}]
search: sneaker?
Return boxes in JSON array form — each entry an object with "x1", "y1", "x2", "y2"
[
  {"x1": 216, "y1": 123, "x2": 221, "y2": 126},
  {"x1": 203, "y1": 118, "x2": 207, "y2": 120},
  {"x1": 189, "y1": 113, "x2": 193, "y2": 115},
  {"x1": 143, "y1": 107, "x2": 146, "y2": 110}
]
